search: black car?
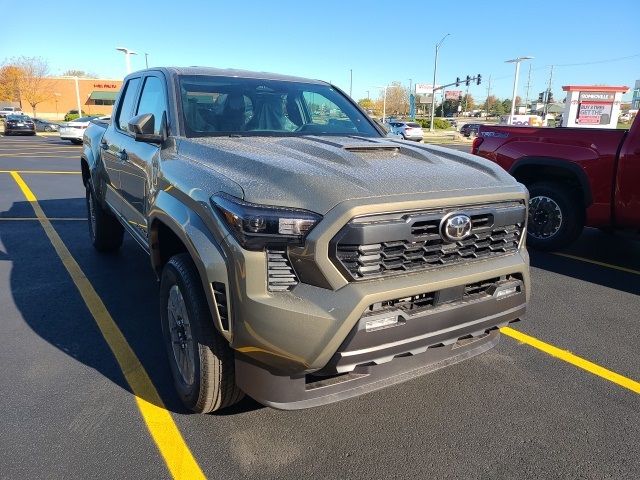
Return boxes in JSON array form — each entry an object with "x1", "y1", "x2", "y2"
[
  {"x1": 4, "y1": 115, "x2": 36, "y2": 136},
  {"x1": 33, "y1": 118, "x2": 59, "y2": 132},
  {"x1": 460, "y1": 123, "x2": 481, "y2": 137}
]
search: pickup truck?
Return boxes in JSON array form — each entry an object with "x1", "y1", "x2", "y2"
[
  {"x1": 473, "y1": 116, "x2": 640, "y2": 249},
  {"x1": 81, "y1": 67, "x2": 529, "y2": 412}
]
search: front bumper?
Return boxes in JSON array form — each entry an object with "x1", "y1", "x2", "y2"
[{"x1": 215, "y1": 188, "x2": 529, "y2": 408}]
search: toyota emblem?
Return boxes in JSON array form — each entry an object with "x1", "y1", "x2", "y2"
[{"x1": 440, "y1": 213, "x2": 472, "y2": 242}]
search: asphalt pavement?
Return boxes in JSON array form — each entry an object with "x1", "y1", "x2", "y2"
[{"x1": 0, "y1": 134, "x2": 638, "y2": 479}]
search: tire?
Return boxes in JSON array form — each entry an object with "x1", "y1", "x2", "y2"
[
  {"x1": 526, "y1": 181, "x2": 584, "y2": 251},
  {"x1": 71, "y1": 139, "x2": 82, "y2": 145},
  {"x1": 44, "y1": 126, "x2": 52, "y2": 132},
  {"x1": 160, "y1": 253, "x2": 244, "y2": 413},
  {"x1": 85, "y1": 180, "x2": 124, "y2": 252}
]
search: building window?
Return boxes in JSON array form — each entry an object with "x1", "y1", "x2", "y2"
[{"x1": 91, "y1": 99, "x2": 116, "y2": 106}]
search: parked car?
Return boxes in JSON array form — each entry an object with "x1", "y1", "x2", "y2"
[
  {"x1": 81, "y1": 67, "x2": 529, "y2": 413},
  {"x1": 3, "y1": 114, "x2": 36, "y2": 135},
  {"x1": 59, "y1": 116, "x2": 106, "y2": 144},
  {"x1": 33, "y1": 118, "x2": 59, "y2": 132},
  {"x1": 0, "y1": 106, "x2": 23, "y2": 119},
  {"x1": 460, "y1": 123, "x2": 480, "y2": 137},
  {"x1": 443, "y1": 117, "x2": 458, "y2": 128},
  {"x1": 387, "y1": 121, "x2": 424, "y2": 141},
  {"x1": 473, "y1": 115, "x2": 640, "y2": 249}
]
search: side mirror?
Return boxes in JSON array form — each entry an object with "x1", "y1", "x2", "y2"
[{"x1": 128, "y1": 112, "x2": 167, "y2": 144}]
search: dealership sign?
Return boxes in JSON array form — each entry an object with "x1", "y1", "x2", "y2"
[
  {"x1": 577, "y1": 91, "x2": 614, "y2": 125},
  {"x1": 415, "y1": 83, "x2": 440, "y2": 94},
  {"x1": 445, "y1": 90, "x2": 462, "y2": 100}
]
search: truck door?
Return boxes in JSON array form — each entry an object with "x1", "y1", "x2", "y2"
[
  {"x1": 101, "y1": 76, "x2": 142, "y2": 215},
  {"x1": 118, "y1": 74, "x2": 168, "y2": 241},
  {"x1": 615, "y1": 120, "x2": 640, "y2": 227}
]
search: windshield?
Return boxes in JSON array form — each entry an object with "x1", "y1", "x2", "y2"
[{"x1": 179, "y1": 75, "x2": 379, "y2": 138}]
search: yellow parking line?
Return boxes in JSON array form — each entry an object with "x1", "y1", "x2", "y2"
[
  {"x1": 552, "y1": 252, "x2": 640, "y2": 276},
  {"x1": 501, "y1": 327, "x2": 640, "y2": 395},
  {"x1": 0, "y1": 170, "x2": 80, "y2": 174},
  {"x1": 9, "y1": 171, "x2": 206, "y2": 480}
]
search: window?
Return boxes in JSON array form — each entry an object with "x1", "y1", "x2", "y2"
[
  {"x1": 136, "y1": 76, "x2": 167, "y2": 135},
  {"x1": 92, "y1": 99, "x2": 115, "y2": 106},
  {"x1": 178, "y1": 75, "x2": 379, "y2": 138},
  {"x1": 116, "y1": 77, "x2": 141, "y2": 132}
]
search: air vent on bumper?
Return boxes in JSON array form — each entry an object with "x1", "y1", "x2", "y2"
[{"x1": 267, "y1": 249, "x2": 299, "y2": 291}]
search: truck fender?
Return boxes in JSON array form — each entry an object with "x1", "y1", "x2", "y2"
[
  {"x1": 149, "y1": 190, "x2": 232, "y2": 340},
  {"x1": 509, "y1": 157, "x2": 593, "y2": 207}
]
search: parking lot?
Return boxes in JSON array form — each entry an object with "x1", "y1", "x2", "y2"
[{"x1": 0, "y1": 134, "x2": 638, "y2": 479}]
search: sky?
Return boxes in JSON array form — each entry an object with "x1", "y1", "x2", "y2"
[{"x1": 1, "y1": 0, "x2": 638, "y2": 102}]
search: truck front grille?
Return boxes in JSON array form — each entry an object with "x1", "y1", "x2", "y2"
[{"x1": 331, "y1": 202, "x2": 525, "y2": 281}]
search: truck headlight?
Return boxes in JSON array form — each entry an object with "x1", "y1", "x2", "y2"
[{"x1": 211, "y1": 193, "x2": 322, "y2": 251}]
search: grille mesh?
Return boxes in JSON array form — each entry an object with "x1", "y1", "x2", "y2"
[{"x1": 333, "y1": 202, "x2": 524, "y2": 281}]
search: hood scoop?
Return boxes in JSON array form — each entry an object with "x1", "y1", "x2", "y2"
[{"x1": 343, "y1": 143, "x2": 400, "y2": 157}]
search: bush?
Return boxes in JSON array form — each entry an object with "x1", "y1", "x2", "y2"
[
  {"x1": 415, "y1": 118, "x2": 450, "y2": 130},
  {"x1": 64, "y1": 110, "x2": 87, "y2": 121}
]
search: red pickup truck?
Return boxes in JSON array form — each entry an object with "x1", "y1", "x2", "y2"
[{"x1": 472, "y1": 116, "x2": 640, "y2": 250}]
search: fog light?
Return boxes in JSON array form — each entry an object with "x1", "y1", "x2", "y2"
[
  {"x1": 365, "y1": 315, "x2": 399, "y2": 332},
  {"x1": 495, "y1": 285, "x2": 518, "y2": 299}
]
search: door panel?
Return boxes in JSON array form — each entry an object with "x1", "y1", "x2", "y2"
[{"x1": 615, "y1": 125, "x2": 640, "y2": 227}]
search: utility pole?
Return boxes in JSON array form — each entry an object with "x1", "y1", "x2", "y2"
[
  {"x1": 485, "y1": 75, "x2": 492, "y2": 118},
  {"x1": 145, "y1": 53, "x2": 149, "y2": 69},
  {"x1": 524, "y1": 64, "x2": 532, "y2": 114},
  {"x1": 366, "y1": 90, "x2": 370, "y2": 100},
  {"x1": 429, "y1": 34, "x2": 450, "y2": 132},
  {"x1": 544, "y1": 65, "x2": 554, "y2": 118},
  {"x1": 349, "y1": 69, "x2": 353, "y2": 97}
]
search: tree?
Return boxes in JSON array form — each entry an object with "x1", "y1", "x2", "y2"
[
  {"x1": 501, "y1": 99, "x2": 512, "y2": 113},
  {"x1": 62, "y1": 69, "x2": 95, "y2": 78},
  {"x1": 379, "y1": 81, "x2": 409, "y2": 115},
  {"x1": 0, "y1": 65, "x2": 25, "y2": 105},
  {"x1": 435, "y1": 99, "x2": 458, "y2": 117},
  {"x1": 9, "y1": 57, "x2": 53, "y2": 117},
  {"x1": 461, "y1": 94, "x2": 475, "y2": 112},
  {"x1": 357, "y1": 98, "x2": 374, "y2": 111}
]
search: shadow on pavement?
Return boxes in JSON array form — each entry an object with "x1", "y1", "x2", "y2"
[
  {"x1": 529, "y1": 228, "x2": 640, "y2": 295},
  {"x1": 0, "y1": 197, "x2": 260, "y2": 416}
]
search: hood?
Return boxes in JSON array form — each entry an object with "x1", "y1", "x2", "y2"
[{"x1": 177, "y1": 135, "x2": 515, "y2": 214}]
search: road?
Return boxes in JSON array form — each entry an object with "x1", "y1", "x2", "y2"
[{"x1": 0, "y1": 135, "x2": 638, "y2": 479}]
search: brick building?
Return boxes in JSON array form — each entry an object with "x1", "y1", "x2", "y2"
[{"x1": 22, "y1": 77, "x2": 123, "y2": 120}]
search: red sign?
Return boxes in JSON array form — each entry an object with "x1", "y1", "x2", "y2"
[
  {"x1": 93, "y1": 83, "x2": 118, "y2": 89},
  {"x1": 445, "y1": 90, "x2": 462, "y2": 100}
]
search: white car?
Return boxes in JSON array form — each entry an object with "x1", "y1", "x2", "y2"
[
  {"x1": 0, "y1": 106, "x2": 23, "y2": 119},
  {"x1": 59, "y1": 116, "x2": 109, "y2": 144},
  {"x1": 387, "y1": 121, "x2": 424, "y2": 142}
]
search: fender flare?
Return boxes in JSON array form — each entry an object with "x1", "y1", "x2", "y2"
[
  {"x1": 149, "y1": 190, "x2": 232, "y2": 339},
  {"x1": 509, "y1": 157, "x2": 593, "y2": 207}
]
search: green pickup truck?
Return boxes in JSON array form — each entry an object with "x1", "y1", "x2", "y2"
[{"x1": 82, "y1": 67, "x2": 530, "y2": 412}]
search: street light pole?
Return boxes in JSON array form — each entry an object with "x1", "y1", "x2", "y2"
[
  {"x1": 349, "y1": 69, "x2": 353, "y2": 97},
  {"x1": 505, "y1": 56, "x2": 533, "y2": 124},
  {"x1": 375, "y1": 85, "x2": 390, "y2": 122},
  {"x1": 429, "y1": 33, "x2": 450, "y2": 132},
  {"x1": 74, "y1": 76, "x2": 82, "y2": 119},
  {"x1": 116, "y1": 47, "x2": 138, "y2": 74},
  {"x1": 144, "y1": 53, "x2": 149, "y2": 69}
]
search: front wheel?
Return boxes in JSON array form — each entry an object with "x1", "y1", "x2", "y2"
[
  {"x1": 86, "y1": 180, "x2": 124, "y2": 252},
  {"x1": 526, "y1": 182, "x2": 584, "y2": 251},
  {"x1": 160, "y1": 253, "x2": 244, "y2": 413}
]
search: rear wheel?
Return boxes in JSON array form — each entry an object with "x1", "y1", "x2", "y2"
[
  {"x1": 526, "y1": 181, "x2": 584, "y2": 251},
  {"x1": 85, "y1": 180, "x2": 124, "y2": 252},
  {"x1": 70, "y1": 139, "x2": 82, "y2": 145},
  {"x1": 160, "y1": 253, "x2": 244, "y2": 413}
]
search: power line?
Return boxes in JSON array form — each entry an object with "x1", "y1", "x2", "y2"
[{"x1": 552, "y1": 53, "x2": 640, "y2": 67}]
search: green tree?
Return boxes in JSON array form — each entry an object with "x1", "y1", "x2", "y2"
[
  {"x1": 358, "y1": 98, "x2": 374, "y2": 110},
  {"x1": 435, "y1": 99, "x2": 458, "y2": 116},
  {"x1": 462, "y1": 94, "x2": 475, "y2": 112}
]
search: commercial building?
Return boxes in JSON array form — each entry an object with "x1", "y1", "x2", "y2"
[{"x1": 21, "y1": 77, "x2": 123, "y2": 120}]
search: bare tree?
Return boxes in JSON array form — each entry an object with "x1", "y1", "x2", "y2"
[
  {"x1": 62, "y1": 69, "x2": 96, "y2": 78},
  {"x1": 378, "y1": 81, "x2": 409, "y2": 115},
  {"x1": 14, "y1": 57, "x2": 54, "y2": 117}
]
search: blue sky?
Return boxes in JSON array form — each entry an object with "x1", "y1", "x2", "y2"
[{"x1": 1, "y1": 0, "x2": 638, "y2": 101}]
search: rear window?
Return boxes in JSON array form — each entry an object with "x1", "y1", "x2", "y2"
[
  {"x1": 407, "y1": 122, "x2": 421, "y2": 128},
  {"x1": 7, "y1": 115, "x2": 29, "y2": 121}
]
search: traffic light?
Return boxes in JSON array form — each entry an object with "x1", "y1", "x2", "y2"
[
  {"x1": 538, "y1": 92, "x2": 544, "y2": 102},
  {"x1": 547, "y1": 91, "x2": 554, "y2": 103},
  {"x1": 476, "y1": 74, "x2": 481, "y2": 85},
  {"x1": 456, "y1": 77, "x2": 460, "y2": 87},
  {"x1": 465, "y1": 75, "x2": 470, "y2": 86}
]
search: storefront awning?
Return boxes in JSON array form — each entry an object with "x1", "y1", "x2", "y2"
[{"x1": 88, "y1": 91, "x2": 118, "y2": 101}]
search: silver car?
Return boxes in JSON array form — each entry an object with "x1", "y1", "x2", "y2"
[
  {"x1": 387, "y1": 121, "x2": 424, "y2": 141},
  {"x1": 59, "y1": 116, "x2": 109, "y2": 144}
]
